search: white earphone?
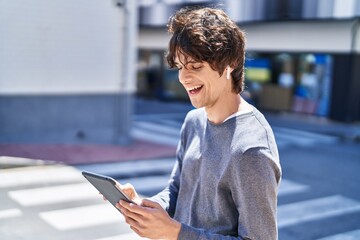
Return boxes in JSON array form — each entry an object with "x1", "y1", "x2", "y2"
[{"x1": 226, "y1": 66, "x2": 231, "y2": 80}]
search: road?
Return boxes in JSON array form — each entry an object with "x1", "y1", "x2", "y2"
[{"x1": 1, "y1": 105, "x2": 360, "y2": 240}]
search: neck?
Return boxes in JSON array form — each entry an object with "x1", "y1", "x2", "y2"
[{"x1": 205, "y1": 94, "x2": 242, "y2": 124}]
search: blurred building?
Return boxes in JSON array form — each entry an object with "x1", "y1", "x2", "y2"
[
  {"x1": 0, "y1": 0, "x2": 137, "y2": 144},
  {"x1": 1, "y1": 0, "x2": 359, "y2": 145},
  {"x1": 137, "y1": 0, "x2": 360, "y2": 122}
]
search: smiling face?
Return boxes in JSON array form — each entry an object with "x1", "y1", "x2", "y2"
[
  {"x1": 175, "y1": 53, "x2": 231, "y2": 109},
  {"x1": 166, "y1": 7, "x2": 246, "y2": 95}
]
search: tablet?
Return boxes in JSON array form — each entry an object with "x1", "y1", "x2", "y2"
[{"x1": 82, "y1": 170, "x2": 136, "y2": 210}]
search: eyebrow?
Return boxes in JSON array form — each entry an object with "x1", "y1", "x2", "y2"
[{"x1": 174, "y1": 60, "x2": 201, "y2": 66}]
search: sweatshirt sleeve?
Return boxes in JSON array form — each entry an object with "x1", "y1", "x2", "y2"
[
  {"x1": 148, "y1": 159, "x2": 181, "y2": 217},
  {"x1": 147, "y1": 132, "x2": 184, "y2": 217},
  {"x1": 176, "y1": 147, "x2": 281, "y2": 240},
  {"x1": 177, "y1": 224, "x2": 251, "y2": 240},
  {"x1": 233, "y1": 147, "x2": 281, "y2": 240}
]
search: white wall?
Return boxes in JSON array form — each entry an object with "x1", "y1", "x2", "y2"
[
  {"x1": 138, "y1": 28, "x2": 170, "y2": 50},
  {"x1": 244, "y1": 20, "x2": 355, "y2": 53},
  {"x1": 0, "y1": 0, "x2": 124, "y2": 95}
]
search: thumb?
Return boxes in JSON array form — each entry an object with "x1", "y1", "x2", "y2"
[{"x1": 141, "y1": 199, "x2": 161, "y2": 209}]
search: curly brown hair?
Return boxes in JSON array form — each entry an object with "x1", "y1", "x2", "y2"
[{"x1": 166, "y1": 7, "x2": 246, "y2": 93}]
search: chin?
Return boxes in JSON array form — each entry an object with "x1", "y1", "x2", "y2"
[{"x1": 189, "y1": 100, "x2": 203, "y2": 109}]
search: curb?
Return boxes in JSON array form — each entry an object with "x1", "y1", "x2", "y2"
[{"x1": 0, "y1": 156, "x2": 56, "y2": 169}]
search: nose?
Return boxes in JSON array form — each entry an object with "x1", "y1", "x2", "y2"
[{"x1": 178, "y1": 68, "x2": 191, "y2": 85}]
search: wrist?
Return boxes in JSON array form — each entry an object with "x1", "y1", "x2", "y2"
[{"x1": 169, "y1": 219, "x2": 181, "y2": 240}]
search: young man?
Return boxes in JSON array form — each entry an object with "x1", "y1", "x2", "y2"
[{"x1": 116, "y1": 7, "x2": 281, "y2": 240}]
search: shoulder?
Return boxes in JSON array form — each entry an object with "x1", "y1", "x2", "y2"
[
  {"x1": 179, "y1": 108, "x2": 206, "y2": 145},
  {"x1": 234, "y1": 107, "x2": 277, "y2": 153},
  {"x1": 184, "y1": 107, "x2": 205, "y2": 121},
  {"x1": 182, "y1": 108, "x2": 206, "y2": 128},
  {"x1": 228, "y1": 108, "x2": 280, "y2": 175},
  {"x1": 239, "y1": 147, "x2": 281, "y2": 184}
]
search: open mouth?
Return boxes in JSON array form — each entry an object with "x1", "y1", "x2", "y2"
[{"x1": 188, "y1": 85, "x2": 203, "y2": 95}]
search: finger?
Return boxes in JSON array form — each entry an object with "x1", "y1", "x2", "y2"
[
  {"x1": 130, "y1": 225, "x2": 143, "y2": 238},
  {"x1": 122, "y1": 183, "x2": 134, "y2": 190},
  {"x1": 116, "y1": 203, "x2": 127, "y2": 214},
  {"x1": 123, "y1": 211, "x2": 146, "y2": 232},
  {"x1": 99, "y1": 192, "x2": 107, "y2": 201},
  {"x1": 141, "y1": 199, "x2": 161, "y2": 209},
  {"x1": 120, "y1": 200, "x2": 144, "y2": 214},
  {"x1": 120, "y1": 183, "x2": 136, "y2": 198},
  {"x1": 119, "y1": 200, "x2": 141, "y2": 214},
  {"x1": 117, "y1": 202, "x2": 143, "y2": 222},
  {"x1": 123, "y1": 213, "x2": 138, "y2": 226},
  {"x1": 115, "y1": 183, "x2": 142, "y2": 205},
  {"x1": 117, "y1": 183, "x2": 134, "y2": 194}
]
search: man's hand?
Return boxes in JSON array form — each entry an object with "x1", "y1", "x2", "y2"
[
  {"x1": 117, "y1": 182, "x2": 142, "y2": 205},
  {"x1": 116, "y1": 199, "x2": 181, "y2": 240},
  {"x1": 100, "y1": 182, "x2": 142, "y2": 205}
]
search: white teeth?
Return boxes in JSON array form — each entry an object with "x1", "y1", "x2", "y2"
[{"x1": 188, "y1": 85, "x2": 202, "y2": 91}]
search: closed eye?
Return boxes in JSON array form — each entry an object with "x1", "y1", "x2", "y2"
[
  {"x1": 174, "y1": 64, "x2": 182, "y2": 70},
  {"x1": 174, "y1": 62, "x2": 203, "y2": 71},
  {"x1": 190, "y1": 64, "x2": 203, "y2": 70}
]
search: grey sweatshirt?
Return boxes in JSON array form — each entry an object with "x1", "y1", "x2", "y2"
[{"x1": 151, "y1": 107, "x2": 281, "y2": 240}]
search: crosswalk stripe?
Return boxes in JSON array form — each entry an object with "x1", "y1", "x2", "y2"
[
  {"x1": 0, "y1": 208, "x2": 22, "y2": 219},
  {"x1": 273, "y1": 127, "x2": 338, "y2": 141},
  {"x1": 131, "y1": 120, "x2": 181, "y2": 146},
  {"x1": 9, "y1": 175, "x2": 170, "y2": 206},
  {"x1": 5, "y1": 151, "x2": 305, "y2": 207},
  {"x1": 276, "y1": 135, "x2": 321, "y2": 146},
  {"x1": 317, "y1": 229, "x2": 360, "y2": 240},
  {"x1": 0, "y1": 156, "x2": 49, "y2": 168},
  {"x1": 39, "y1": 204, "x2": 124, "y2": 231},
  {"x1": 133, "y1": 113, "x2": 187, "y2": 121},
  {"x1": 131, "y1": 128, "x2": 179, "y2": 146},
  {"x1": 125, "y1": 175, "x2": 169, "y2": 193},
  {"x1": 8, "y1": 175, "x2": 306, "y2": 207},
  {"x1": 4, "y1": 163, "x2": 357, "y2": 238},
  {"x1": 40, "y1": 194, "x2": 360, "y2": 234},
  {"x1": 96, "y1": 232, "x2": 147, "y2": 240},
  {"x1": 273, "y1": 127, "x2": 338, "y2": 146},
  {"x1": 157, "y1": 119, "x2": 183, "y2": 128},
  {"x1": 134, "y1": 121, "x2": 180, "y2": 136},
  {"x1": 275, "y1": 139, "x2": 292, "y2": 148},
  {"x1": 0, "y1": 165, "x2": 82, "y2": 188},
  {"x1": 8, "y1": 183, "x2": 98, "y2": 206},
  {"x1": 278, "y1": 195, "x2": 360, "y2": 228},
  {"x1": 131, "y1": 120, "x2": 337, "y2": 148},
  {"x1": 278, "y1": 179, "x2": 309, "y2": 196},
  {"x1": 77, "y1": 158, "x2": 175, "y2": 177}
]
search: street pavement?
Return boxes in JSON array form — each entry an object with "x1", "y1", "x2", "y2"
[{"x1": 1, "y1": 98, "x2": 360, "y2": 240}]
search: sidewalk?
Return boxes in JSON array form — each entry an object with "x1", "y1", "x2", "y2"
[
  {"x1": 0, "y1": 140, "x2": 177, "y2": 168},
  {"x1": 1, "y1": 99, "x2": 359, "y2": 169},
  {"x1": 264, "y1": 111, "x2": 360, "y2": 142}
]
